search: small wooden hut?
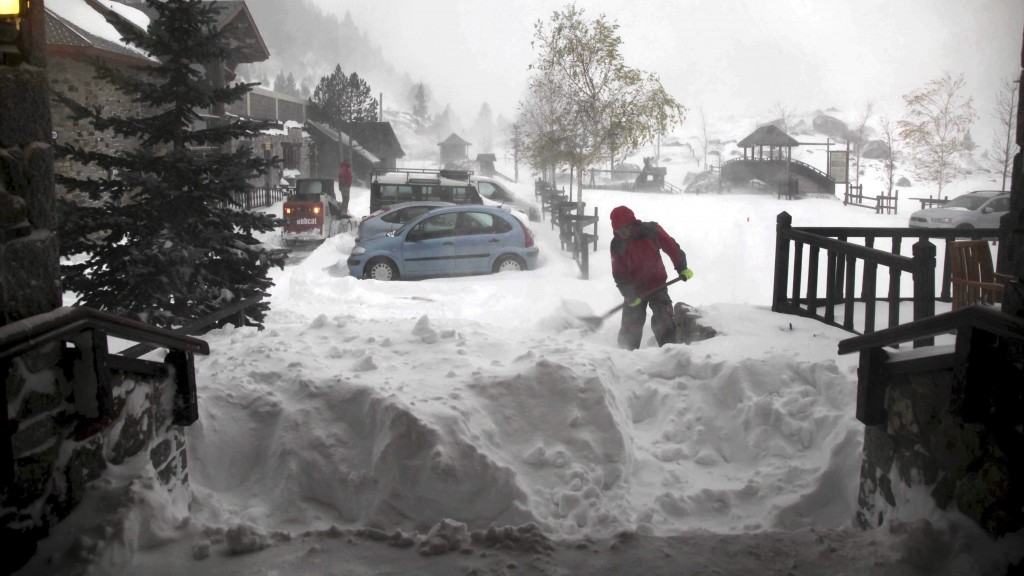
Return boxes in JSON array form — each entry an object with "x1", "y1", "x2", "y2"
[{"x1": 439, "y1": 133, "x2": 471, "y2": 167}]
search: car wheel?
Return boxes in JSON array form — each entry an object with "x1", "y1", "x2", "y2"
[
  {"x1": 365, "y1": 258, "x2": 398, "y2": 281},
  {"x1": 493, "y1": 254, "x2": 526, "y2": 273},
  {"x1": 955, "y1": 223, "x2": 974, "y2": 230}
]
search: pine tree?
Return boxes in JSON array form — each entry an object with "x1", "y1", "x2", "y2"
[
  {"x1": 284, "y1": 72, "x2": 299, "y2": 97},
  {"x1": 308, "y1": 64, "x2": 379, "y2": 130},
  {"x1": 56, "y1": 0, "x2": 286, "y2": 329},
  {"x1": 273, "y1": 69, "x2": 288, "y2": 93},
  {"x1": 471, "y1": 103, "x2": 494, "y2": 152},
  {"x1": 412, "y1": 83, "x2": 429, "y2": 123}
]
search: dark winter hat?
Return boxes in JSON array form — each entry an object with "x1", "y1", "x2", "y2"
[{"x1": 610, "y1": 206, "x2": 638, "y2": 229}]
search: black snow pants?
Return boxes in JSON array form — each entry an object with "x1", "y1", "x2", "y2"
[{"x1": 617, "y1": 288, "x2": 676, "y2": 350}]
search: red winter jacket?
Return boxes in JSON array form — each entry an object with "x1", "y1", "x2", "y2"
[
  {"x1": 338, "y1": 166, "x2": 353, "y2": 189},
  {"x1": 610, "y1": 221, "x2": 687, "y2": 299}
]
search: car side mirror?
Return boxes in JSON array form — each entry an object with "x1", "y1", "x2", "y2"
[{"x1": 981, "y1": 207, "x2": 992, "y2": 214}]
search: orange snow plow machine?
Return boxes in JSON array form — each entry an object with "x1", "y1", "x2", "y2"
[{"x1": 281, "y1": 178, "x2": 353, "y2": 245}]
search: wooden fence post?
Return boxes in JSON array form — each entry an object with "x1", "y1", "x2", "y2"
[
  {"x1": 912, "y1": 239, "x2": 936, "y2": 348},
  {"x1": 772, "y1": 212, "x2": 792, "y2": 312}
]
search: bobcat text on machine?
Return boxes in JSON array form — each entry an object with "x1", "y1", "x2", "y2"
[{"x1": 281, "y1": 178, "x2": 354, "y2": 246}]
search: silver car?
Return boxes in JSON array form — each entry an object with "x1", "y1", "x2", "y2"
[
  {"x1": 908, "y1": 190, "x2": 1010, "y2": 229},
  {"x1": 355, "y1": 201, "x2": 454, "y2": 242}
]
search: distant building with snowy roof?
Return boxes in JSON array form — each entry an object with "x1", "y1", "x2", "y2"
[{"x1": 438, "y1": 133, "x2": 471, "y2": 168}]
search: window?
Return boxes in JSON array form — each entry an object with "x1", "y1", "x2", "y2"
[
  {"x1": 382, "y1": 206, "x2": 433, "y2": 224},
  {"x1": 458, "y1": 212, "x2": 491, "y2": 234},
  {"x1": 456, "y1": 212, "x2": 513, "y2": 235},
  {"x1": 380, "y1": 184, "x2": 415, "y2": 203},
  {"x1": 407, "y1": 212, "x2": 458, "y2": 241},
  {"x1": 987, "y1": 197, "x2": 1010, "y2": 212},
  {"x1": 477, "y1": 182, "x2": 498, "y2": 199},
  {"x1": 282, "y1": 142, "x2": 301, "y2": 170}
]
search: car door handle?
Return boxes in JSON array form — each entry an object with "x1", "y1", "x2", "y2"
[
  {"x1": 444, "y1": 241, "x2": 455, "y2": 246},
  {"x1": 488, "y1": 238, "x2": 500, "y2": 243}
]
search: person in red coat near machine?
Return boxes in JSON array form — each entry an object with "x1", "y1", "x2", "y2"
[
  {"x1": 338, "y1": 160, "x2": 354, "y2": 216},
  {"x1": 609, "y1": 205, "x2": 693, "y2": 350}
]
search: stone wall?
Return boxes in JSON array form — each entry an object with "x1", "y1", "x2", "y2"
[
  {"x1": 51, "y1": 61, "x2": 312, "y2": 196},
  {"x1": 3, "y1": 353, "x2": 192, "y2": 567},
  {"x1": 1, "y1": 53, "x2": 61, "y2": 326},
  {"x1": 49, "y1": 57, "x2": 144, "y2": 201},
  {"x1": 855, "y1": 364, "x2": 1023, "y2": 537}
]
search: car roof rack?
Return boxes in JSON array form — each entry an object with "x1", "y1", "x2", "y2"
[{"x1": 372, "y1": 167, "x2": 474, "y2": 184}]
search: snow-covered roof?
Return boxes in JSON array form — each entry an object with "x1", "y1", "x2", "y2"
[
  {"x1": 45, "y1": 0, "x2": 154, "y2": 63},
  {"x1": 306, "y1": 121, "x2": 382, "y2": 164},
  {"x1": 439, "y1": 132, "x2": 472, "y2": 147},
  {"x1": 737, "y1": 124, "x2": 800, "y2": 148},
  {"x1": 45, "y1": 0, "x2": 269, "y2": 68}
]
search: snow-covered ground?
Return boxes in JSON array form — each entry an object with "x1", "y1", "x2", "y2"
[{"x1": 21, "y1": 138, "x2": 1023, "y2": 575}]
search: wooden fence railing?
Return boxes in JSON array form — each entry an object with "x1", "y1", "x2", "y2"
[
  {"x1": 118, "y1": 294, "x2": 267, "y2": 358},
  {"x1": 843, "y1": 185, "x2": 899, "y2": 214},
  {"x1": 231, "y1": 186, "x2": 290, "y2": 208},
  {"x1": 218, "y1": 186, "x2": 290, "y2": 210},
  {"x1": 535, "y1": 179, "x2": 600, "y2": 279},
  {"x1": 771, "y1": 211, "x2": 1002, "y2": 347}
]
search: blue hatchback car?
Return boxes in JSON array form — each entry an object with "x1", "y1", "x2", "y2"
[{"x1": 347, "y1": 205, "x2": 539, "y2": 281}]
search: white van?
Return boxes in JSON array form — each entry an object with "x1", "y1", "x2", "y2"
[{"x1": 471, "y1": 176, "x2": 541, "y2": 222}]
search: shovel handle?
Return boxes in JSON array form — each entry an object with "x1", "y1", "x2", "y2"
[{"x1": 600, "y1": 276, "x2": 685, "y2": 320}]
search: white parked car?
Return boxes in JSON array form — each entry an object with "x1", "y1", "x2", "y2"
[
  {"x1": 908, "y1": 190, "x2": 1010, "y2": 230},
  {"x1": 472, "y1": 175, "x2": 541, "y2": 222}
]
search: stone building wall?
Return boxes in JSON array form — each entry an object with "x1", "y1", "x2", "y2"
[
  {"x1": 51, "y1": 61, "x2": 311, "y2": 196},
  {"x1": 3, "y1": 355, "x2": 192, "y2": 568},
  {"x1": 49, "y1": 57, "x2": 146, "y2": 201},
  {"x1": 1, "y1": 48, "x2": 61, "y2": 327},
  {"x1": 855, "y1": 366, "x2": 1023, "y2": 537}
]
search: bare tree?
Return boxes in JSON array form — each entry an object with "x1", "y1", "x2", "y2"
[
  {"x1": 772, "y1": 101, "x2": 796, "y2": 134},
  {"x1": 877, "y1": 115, "x2": 899, "y2": 195},
  {"x1": 897, "y1": 72, "x2": 977, "y2": 197},
  {"x1": 517, "y1": 70, "x2": 571, "y2": 184},
  {"x1": 522, "y1": 5, "x2": 686, "y2": 205},
  {"x1": 989, "y1": 76, "x2": 1019, "y2": 191},
  {"x1": 698, "y1": 108, "x2": 710, "y2": 169},
  {"x1": 851, "y1": 101, "x2": 874, "y2": 187}
]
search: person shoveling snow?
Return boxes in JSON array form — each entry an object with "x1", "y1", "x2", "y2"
[
  {"x1": 545, "y1": 205, "x2": 696, "y2": 347},
  {"x1": 608, "y1": 205, "x2": 693, "y2": 349}
]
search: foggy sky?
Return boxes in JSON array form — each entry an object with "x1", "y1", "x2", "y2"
[{"x1": 312, "y1": 0, "x2": 1023, "y2": 132}]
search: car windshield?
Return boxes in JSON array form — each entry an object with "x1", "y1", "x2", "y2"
[{"x1": 944, "y1": 195, "x2": 989, "y2": 211}]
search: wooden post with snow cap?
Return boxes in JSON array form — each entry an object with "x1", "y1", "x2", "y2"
[
  {"x1": 772, "y1": 212, "x2": 792, "y2": 313},
  {"x1": 911, "y1": 239, "x2": 936, "y2": 347}
]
